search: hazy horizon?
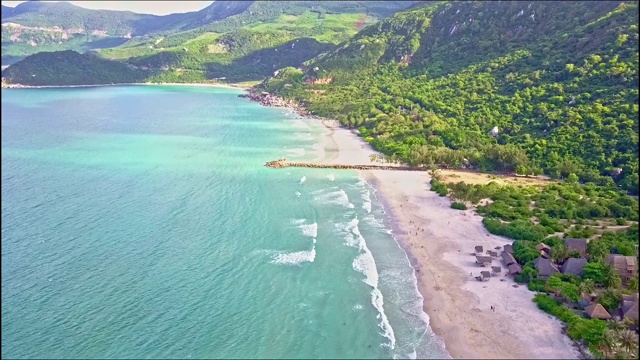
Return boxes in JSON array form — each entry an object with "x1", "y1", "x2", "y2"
[{"x1": 1, "y1": 1, "x2": 214, "y2": 15}]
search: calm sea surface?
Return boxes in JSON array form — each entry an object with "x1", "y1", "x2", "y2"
[{"x1": 1, "y1": 86, "x2": 449, "y2": 359}]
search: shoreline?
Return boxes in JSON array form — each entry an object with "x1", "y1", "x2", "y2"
[
  {"x1": 319, "y1": 120, "x2": 582, "y2": 359},
  {"x1": 1, "y1": 82, "x2": 249, "y2": 90},
  {"x1": 272, "y1": 101, "x2": 581, "y2": 358}
]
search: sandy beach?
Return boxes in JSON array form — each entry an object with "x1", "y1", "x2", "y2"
[{"x1": 313, "y1": 119, "x2": 581, "y2": 359}]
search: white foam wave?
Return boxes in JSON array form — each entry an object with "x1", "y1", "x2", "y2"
[
  {"x1": 299, "y1": 176, "x2": 306, "y2": 184},
  {"x1": 299, "y1": 222, "x2": 318, "y2": 238},
  {"x1": 271, "y1": 246, "x2": 316, "y2": 266},
  {"x1": 345, "y1": 217, "x2": 396, "y2": 350},
  {"x1": 290, "y1": 218, "x2": 306, "y2": 225},
  {"x1": 336, "y1": 217, "x2": 363, "y2": 249},
  {"x1": 362, "y1": 189, "x2": 372, "y2": 213},
  {"x1": 370, "y1": 287, "x2": 396, "y2": 350},
  {"x1": 314, "y1": 188, "x2": 354, "y2": 208},
  {"x1": 295, "y1": 191, "x2": 301, "y2": 198},
  {"x1": 327, "y1": 174, "x2": 335, "y2": 181},
  {"x1": 353, "y1": 304, "x2": 364, "y2": 311},
  {"x1": 353, "y1": 251, "x2": 379, "y2": 287}
]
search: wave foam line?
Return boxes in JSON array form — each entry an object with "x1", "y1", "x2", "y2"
[
  {"x1": 348, "y1": 217, "x2": 396, "y2": 349},
  {"x1": 299, "y1": 222, "x2": 318, "y2": 238},
  {"x1": 271, "y1": 245, "x2": 316, "y2": 266},
  {"x1": 364, "y1": 188, "x2": 450, "y2": 357},
  {"x1": 299, "y1": 176, "x2": 306, "y2": 184},
  {"x1": 314, "y1": 188, "x2": 354, "y2": 208}
]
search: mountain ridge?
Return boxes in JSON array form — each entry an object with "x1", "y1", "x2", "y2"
[
  {"x1": 1, "y1": 1, "x2": 419, "y2": 65},
  {"x1": 257, "y1": 0, "x2": 638, "y2": 193}
]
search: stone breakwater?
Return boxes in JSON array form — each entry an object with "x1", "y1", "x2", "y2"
[{"x1": 264, "y1": 159, "x2": 429, "y2": 172}]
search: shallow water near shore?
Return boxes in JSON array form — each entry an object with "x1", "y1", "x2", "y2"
[{"x1": 1, "y1": 85, "x2": 449, "y2": 359}]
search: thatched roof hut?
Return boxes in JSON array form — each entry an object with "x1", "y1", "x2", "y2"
[
  {"x1": 488, "y1": 250, "x2": 498, "y2": 258},
  {"x1": 621, "y1": 299, "x2": 638, "y2": 321},
  {"x1": 536, "y1": 243, "x2": 551, "y2": 254},
  {"x1": 475, "y1": 245, "x2": 484, "y2": 254},
  {"x1": 564, "y1": 238, "x2": 588, "y2": 256},
  {"x1": 491, "y1": 266, "x2": 502, "y2": 274},
  {"x1": 560, "y1": 258, "x2": 588, "y2": 276},
  {"x1": 585, "y1": 303, "x2": 611, "y2": 320},
  {"x1": 503, "y1": 244, "x2": 513, "y2": 254},
  {"x1": 534, "y1": 257, "x2": 559, "y2": 279},
  {"x1": 481, "y1": 271, "x2": 491, "y2": 280},
  {"x1": 507, "y1": 263, "x2": 522, "y2": 275},
  {"x1": 502, "y1": 252, "x2": 517, "y2": 266}
]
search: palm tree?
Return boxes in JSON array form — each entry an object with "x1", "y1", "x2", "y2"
[
  {"x1": 580, "y1": 279, "x2": 596, "y2": 300},
  {"x1": 551, "y1": 245, "x2": 570, "y2": 264},
  {"x1": 618, "y1": 329, "x2": 639, "y2": 354},
  {"x1": 627, "y1": 276, "x2": 638, "y2": 292},
  {"x1": 623, "y1": 316, "x2": 639, "y2": 331},
  {"x1": 600, "y1": 328, "x2": 618, "y2": 356},
  {"x1": 608, "y1": 319, "x2": 626, "y2": 334},
  {"x1": 603, "y1": 264, "x2": 623, "y2": 289}
]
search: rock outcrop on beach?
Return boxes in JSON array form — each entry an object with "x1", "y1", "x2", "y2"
[{"x1": 241, "y1": 90, "x2": 311, "y2": 116}]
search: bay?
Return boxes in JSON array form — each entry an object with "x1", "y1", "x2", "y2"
[{"x1": 1, "y1": 85, "x2": 448, "y2": 359}]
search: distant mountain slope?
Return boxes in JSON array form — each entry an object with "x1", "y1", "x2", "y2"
[
  {"x1": 1, "y1": 50, "x2": 146, "y2": 85},
  {"x1": 1, "y1": 5, "x2": 13, "y2": 20},
  {"x1": 260, "y1": 1, "x2": 639, "y2": 193},
  {"x1": 1, "y1": 1, "x2": 419, "y2": 65}
]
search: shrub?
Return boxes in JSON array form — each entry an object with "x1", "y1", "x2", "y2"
[
  {"x1": 429, "y1": 178, "x2": 448, "y2": 196},
  {"x1": 615, "y1": 217, "x2": 626, "y2": 225},
  {"x1": 451, "y1": 202, "x2": 467, "y2": 210}
]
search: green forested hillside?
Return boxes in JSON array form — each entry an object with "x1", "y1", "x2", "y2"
[
  {"x1": 2, "y1": 1, "x2": 419, "y2": 82},
  {"x1": 261, "y1": 1, "x2": 639, "y2": 194},
  {"x1": 1, "y1": 50, "x2": 146, "y2": 85},
  {"x1": 97, "y1": 2, "x2": 419, "y2": 82},
  {"x1": 2, "y1": 1, "x2": 418, "y2": 76}
]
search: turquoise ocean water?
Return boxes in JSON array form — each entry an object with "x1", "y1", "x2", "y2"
[{"x1": 1, "y1": 86, "x2": 449, "y2": 359}]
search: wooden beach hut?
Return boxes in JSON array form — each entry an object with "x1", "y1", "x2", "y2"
[
  {"x1": 475, "y1": 245, "x2": 484, "y2": 254},
  {"x1": 491, "y1": 266, "x2": 502, "y2": 276},
  {"x1": 475, "y1": 255, "x2": 492, "y2": 267},
  {"x1": 480, "y1": 271, "x2": 491, "y2": 281},
  {"x1": 503, "y1": 244, "x2": 513, "y2": 254}
]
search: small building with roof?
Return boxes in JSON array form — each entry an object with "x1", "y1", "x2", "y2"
[
  {"x1": 585, "y1": 303, "x2": 611, "y2": 320},
  {"x1": 476, "y1": 255, "x2": 492, "y2": 267},
  {"x1": 560, "y1": 258, "x2": 588, "y2": 277},
  {"x1": 480, "y1": 271, "x2": 491, "y2": 281},
  {"x1": 491, "y1": 266, "x2": 502, "y2": 276},
  {"x1": 507, "y1": 263, "x2": 522, "y2": 275},
  {"x1": 605, "y1": 254, "x2": 637, "y2": 283},
  {"x1": 564, "y1": 238, "x2": 588, "y2": 257},
  {"x1": 502, "y1": 252, "x2": 517, "y2": 266},
  {"x1": 619, "y1": 293, "x2": 639, "y2": 322},
  {"x1": 534, "y1": 257, "x2": 559, "y2": 279},
  {"x1": 503, "y1": 244, "x2": 513, "y2": 254}
]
